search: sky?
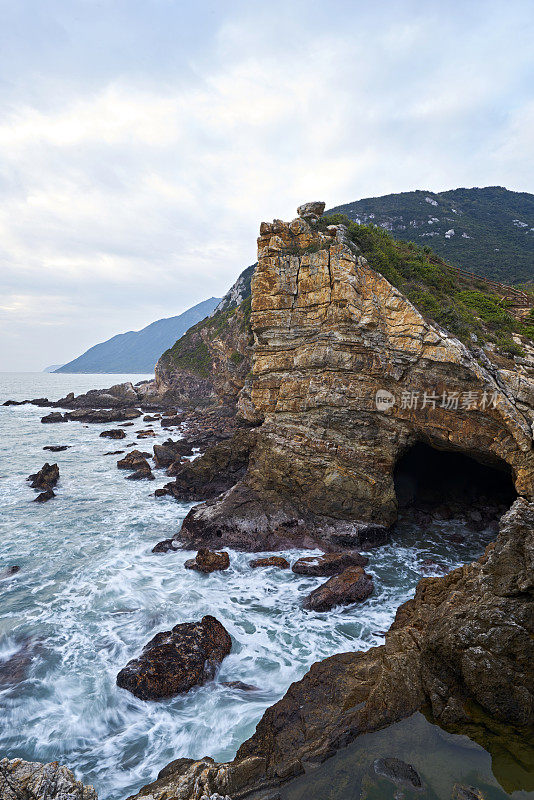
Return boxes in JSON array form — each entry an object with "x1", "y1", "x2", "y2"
[{"x1": 0, "y1": 0, "x2": 533, "y2": 371}]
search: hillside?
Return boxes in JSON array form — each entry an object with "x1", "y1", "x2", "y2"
[
  {"x1": 56, "y1": 297, "x2": 220, "y2": 373},
  {"x1": 155, "y1": 265, "x2": 255, "y2": 404},
  {"x1": 329, "y1": 186, "x2": 534, "y2": 283}
]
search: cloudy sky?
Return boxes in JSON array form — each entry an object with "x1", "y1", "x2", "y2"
[{"x1": 1, "y1": 0, "x2": 533, "y2": 371}]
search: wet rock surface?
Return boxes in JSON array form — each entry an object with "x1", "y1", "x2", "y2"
[
  {"x1": 373, "y1": 756, "x2": 422, "y2": 788},
  {"x1": 43, "y1": 445, "x2": 70, "y2": 452},
  {"x1": 41, "y1": 408, "x2": 142, "y2": 424},
  {"x1": 34, "y1": 488, "x2": 56, "y2": 502},
  {"x1": 116, "y1": 615, "x2": 232, "y2": 700},
  {"x1": 303, "y1": 566, "x2": 374, "y2": 611},
  {"x1": 160, "y1": 428, "x2": 256, "y2": 503},
  {"x1": 250, "y1": 556, "x2": 290, "y2": 569},
  {"x1": 128, "y1": 498, "x2": 534, "y2": 800},
  {"x1": 99, "y1": 429, "x2": 126, "y2": 439},
  {"x1": 27, "y1": 463, "x2": 59, "y2": 491},
  {"x1": 292, "y1": 551, "x2": 368, "y2": 576},
  {"x1": 0, "y1": 757, "x2": 97, "y2": 800},
  {"x1": 184, "y1": 549, "x2": 230, "y2": 573}
]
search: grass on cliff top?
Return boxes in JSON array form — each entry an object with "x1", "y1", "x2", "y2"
[{"x1": 319, "y1": 213, "x2": 534, "y2": 356}]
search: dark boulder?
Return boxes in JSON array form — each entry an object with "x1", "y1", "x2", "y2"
[
  {"x1": 34, "y1": 489, "x2": 56, "y2": 502},
  {"x1": 152, "y1": 538, "x2": 178, "y2": 553},
  {"x1": 303, "y1": 567, "x2": 374, "y2": 611},
  {"x1": 292, "y1": 551, "x2": 368, "y2": 577},
  {"x1": 116, "y1": 615, "x2": 232, "y2": 700},
  {"x1": 99, "y1": 429, "x2": 126, "y2": 439},
  {"x1": 374, "y1": 757, "x2": 422, "y2": 789},
  {"x1": 43, "y1": 445, "x2": 70, "y2": 452},
  {"x1": 250, "y1": 556, "x2": 290, "y2": 569},
  {"x1": 41, "y1": 412, "x2": 68, "y2": 423},
  {"x1": 117, "y1": 450, "x2": 151, "y2": 470},
  {"x1": 67, "y1": 408, "x2": 141, "y2": 423},
  {"x1": 184, "y1": 549, "x2": 230, "y2": 573},
  {"x1": 27, "y1": 463, "x2": 59, "y2": 491},
  {"x1": 0, "y1": 566, "x2": 20, "y2": 579},
  {"x1": 126, "y1": 466, "x2": 154, "y2": 481}
]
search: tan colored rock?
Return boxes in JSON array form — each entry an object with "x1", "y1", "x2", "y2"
[
  {"x1": 178, "y1": 205, "x2": 533, "y2": 551},
  {"x1": 0, "y1": 757, "x2": 97, "y2": 800}
]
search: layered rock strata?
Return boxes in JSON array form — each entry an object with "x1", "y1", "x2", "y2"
[{"x1": 177, "y1": 204, "x2": 533, "y2": 551}]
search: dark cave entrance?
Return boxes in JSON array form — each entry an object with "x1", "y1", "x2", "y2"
[{"x1": 393, "y1": 442, "x2": 517, "y2": 528}]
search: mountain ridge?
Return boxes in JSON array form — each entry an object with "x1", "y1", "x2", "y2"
[
  {"x1": 328, "y1": 186, "x2": 534, "y2": 283},
  {"x1": 55, "y1": 297, "x2": 221, "y2": 373}
]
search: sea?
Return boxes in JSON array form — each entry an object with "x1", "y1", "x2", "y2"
[{"x1": 0, "y1": 373, "x2": 531, "y2": 799}]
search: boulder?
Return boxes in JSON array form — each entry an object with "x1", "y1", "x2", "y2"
[
  {"x1": 99, "y1": 429, "x2": 126, "y2": 439},
  {"x1": 152, "y1": 538, "x2": 178, "y2": 554},
  {"x1": 0, "y1": 757, "x2": 97, "y2": 800},
  {"x1": 41, "y1": 412, "x2": 67, "y2": 423},
  {"x1": 250, "y1": 556, "x2": 290, "y2": 569},
  {"x1": 292, "y1": 551, "x2": 368, "y2": 576},
  {"x1": 34, "y1": 489, "x2": 55, "y2": 502},
  {"x1": 27, "y1": 463, "x2": 59, "y2": 491},
  {"x1": 374, "y1": 757, "x2": 422, "y2": 789},
  {"x1": 117, "y1": 450, "x2": 151, "y2": 470},
  {"x1": 297, "y1": 201, "x2": 326, "y2": 218},
  {"x1": 303, "y1": 567, "x2": 374, "y2": 611},
  {"x1": 66, "y1": 408, "x2": 141, "y2": 424},
  {"x1": 184, "y1": 549, "x2": 230, "y2": 573},
  {"x1": 116, "y1": 615, "x2": 232, "y2": 700},
  {"x1": 0, "y1": 566, "x2": 20, "y2": 579},
  {"x1": 43, "y1": 445, "x2": 70, "y2": 452},
  {"x1": 126, "y1": 466, "x2": 154, "y2": 481}
]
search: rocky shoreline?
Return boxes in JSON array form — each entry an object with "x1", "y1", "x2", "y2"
[{"x1": 1, "y1": 202, "x2": 533, "y2": 800}]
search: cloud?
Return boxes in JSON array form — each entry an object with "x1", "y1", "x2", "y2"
[{"x1": 0, "y1": 0, "x2": 533, "y2": 370}]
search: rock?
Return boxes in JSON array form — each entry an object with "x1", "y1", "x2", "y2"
[
  {"x1": 452, "y1": 785, "x2": 485, "y2": 800},
  {"x1": 126, "y1": 466, "x2": 154, "y2": 481},
  {"x1": 152, "y1": 538, "x2": 178, "y2": 554},
  {"x1": 43, "y1": 445, "x2": 70, "y2": 452},
  {"x1": 144, "y1": 414, "x2": 160, "y2": 422},
  {"x1": 67, "y1": 408, "x2": 141, "y2": 423},
  {"x1": 250, "y1": 556, "x2": 290, "y2": 569},
  {"x1": 137, "y1": 429, "x2": 156, "y2": 438},
  {"x1": 221, "y1": 681, "x2": 259, "y2": 691},
  {"x1": 41, "y1": 412, "x2": 68, "y2": 423},
  {"x1": 27, "y1": 463, "x2": 59, "y2": 491},
  {"x1": 34, "y1": 489, "x2": 56, "y2": 502},
  {"x1": 153, "y1": 441, "x2": 190, "y2": 468},
  {"x1": 292, "y1": 551, "x2": 368, "y2": 576},
  {"x1": 0, "y1": 757, "x2": 97, "y2": 800},
  {"x1": 99, "y1": 429, "x2": 126, "y2": 439},
  {"x1": 164, "y1": 429, "x2": 256, "y2": 503},
  {"x1": 176, "y1": 203, "x2": 533, "y2": 552},
  {"x1": 184, "y1": 549, "x2": 230, "y2": 573},
  {"x1": 0, "y1": 566, "x2": 20, "y2": 579},
  {"x1": 116, "y1": 615, "x2": 232, "y2": 700},
  {"x1": 374, "y1": 757, "x2": 422, "y2": 788},
  {"x1": 103, "y1": 450, "x2": 124, "y2": 456},
  {"x1": 117, "y1": 450, "x2": 152, "y2": 470},
  {"x1": 303, "y1": 567, "x2": 374, "y2": 611},
  {"x1": 297, "y1": 201, "x2": 326, "y2": 218},
  {"x1": 154, "y1": 487, "x2": 170, "y2": 498}
]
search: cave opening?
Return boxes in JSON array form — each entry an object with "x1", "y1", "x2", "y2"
[{"x1": 394, "y1": 442, "x2": 517, "y2": 528}]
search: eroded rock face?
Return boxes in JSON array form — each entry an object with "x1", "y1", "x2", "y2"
[
  {"x1": 250, "y1": 556, "x2": 290, "y2": 569},
  {"x1": 178, "y1": 204, "x2": 533, "y2": 551},
  {"x1": 127, "y1": 498, "x2": 534, "y2": 799},
  {"x1": 303, "y1": 566, "x2": 374, "y2": 611},
  {"x1": 27, "y1": 463, "x2": 59, "y2": 491},
  {"x1": 116, "y1": 615, "x2": 232, "y2": 701},
  {"x1": 0, "y1": 757, "x2": 97, "y2": 800}
]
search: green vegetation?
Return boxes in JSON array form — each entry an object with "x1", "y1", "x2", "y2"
[
  {"x1": 328, "y1": 186, "x2": 534, "y2": 283},
  {"x1": 319, "y1": 213, "x2": 533, "y2": 354}
]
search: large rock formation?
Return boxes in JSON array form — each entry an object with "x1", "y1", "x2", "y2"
[
  {"x1": 0, "y1": 758, "x2": 97, "y2": 800},
  {"x1": 176, "y1": 204, "x2": 533, "y2": 551},
  {"x1": 128, "y1": 497, "x2": 534, "y2": 800}
]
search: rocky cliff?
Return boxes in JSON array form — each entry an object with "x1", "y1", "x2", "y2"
[
  {"x1": 154, "y1": 265, "x2": 255, "y2": 406},
  {"x1": 129, "y1": 497, "x2": 534, "y2": 800},
  {"x1": 177, "y1": 203, "x2": 534, "y2": 551}
]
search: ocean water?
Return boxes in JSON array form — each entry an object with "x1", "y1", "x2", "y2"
[{"x1": 0, "y1": 373, "x2": 515, "y2": 799}]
